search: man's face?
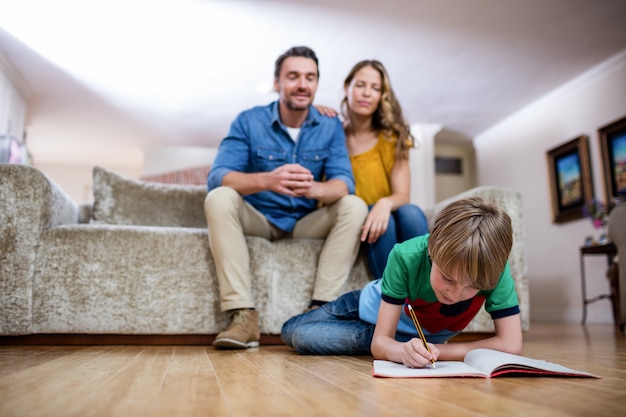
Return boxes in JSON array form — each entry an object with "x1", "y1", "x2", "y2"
[{"x1": 274, "y1": 56, "x2": 318, "y2": 111}]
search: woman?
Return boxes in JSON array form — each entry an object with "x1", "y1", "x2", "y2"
[{"x1": 323, "y1": 60, "x2": 428, "y2": 279}]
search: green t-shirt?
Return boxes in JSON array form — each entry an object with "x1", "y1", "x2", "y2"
[{"x1": 359, "y1": 234, "x2": 520, "y2": 337}]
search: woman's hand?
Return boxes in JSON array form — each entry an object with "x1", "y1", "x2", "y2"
[
  {"x1": 401, "y1": 338, "x2": 439, "y2": 368},
  {"x1": 314, "y1": 105, "x2": 339, "y2": 117},
  {"x1": 361, "y1": 198, "x2": 393, "y2": 243}
]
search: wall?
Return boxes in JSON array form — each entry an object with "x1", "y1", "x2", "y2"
[
  {"x1": 30, "y1": 147, "x2": 216, "y2": 203},
  {"x1": 34, "y1": 163, "x2": 141, "y2": 203},
  {"x1": 0, "y1": 55, "x2": 27, "y2": 154},
  {"x1": 16, "y1": 93, "x2": 150, "y2": 202},
  {"x1": 142, "y1": 146, "x2": 217, "y2": 177},
  {"x1": 0, "y1": 71, "x2": 25, "y2": 141},
  {"x1": 475, "y1": 50, "x2": 626, "y2": 324},
  {"x1": 409, "y1": 123, "x2": 439, "y2": 210},
  {"x1": 0, "y1": 48, "x2": 159, "y2": 202},
  {"x1": 434, "y1": 142, "x2": 476, "y2": 202}
]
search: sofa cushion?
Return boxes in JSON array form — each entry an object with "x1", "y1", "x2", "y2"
[{"x1": 92, "y1": 166, "x2": 208, "y2": 228}]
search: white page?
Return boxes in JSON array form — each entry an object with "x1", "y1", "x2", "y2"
[
  {"x1": 373, "y1": 349, "x2": 599, "y2": 378},
  {"x1": 373, "y1": 360, "x2": 486, "y2": 378},
  {"x1": 464, "y1": 349, "x2": 598, "y2": 377}
]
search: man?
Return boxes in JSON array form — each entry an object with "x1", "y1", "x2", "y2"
[{"x1": 205, "y1": 46, "x2": 368, "y2": 349}]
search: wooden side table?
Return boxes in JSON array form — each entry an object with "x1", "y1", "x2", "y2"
[{"x1": 579, "y1": 243, "x2": 618, "y2": 325}]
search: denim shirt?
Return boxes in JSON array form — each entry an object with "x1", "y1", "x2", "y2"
[{"x1": 207, "y1": 101, "x2": 355, "y2": 232}]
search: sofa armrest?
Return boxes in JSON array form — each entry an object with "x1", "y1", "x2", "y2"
[
  {"x1": 433, "y1": 186, "x2": 529, "y2": 332},
  {"x1": 0, "y1": 164, "x2": 79, "y2": 335}
]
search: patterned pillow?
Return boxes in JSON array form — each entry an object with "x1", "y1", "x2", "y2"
[{"x1": 92, "y1": 166, "x2": 208, "y2": 228}]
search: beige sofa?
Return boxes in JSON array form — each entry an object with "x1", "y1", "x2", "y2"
[{"x1": 0, "y1": 164, "x2": 529, "y2": 338}]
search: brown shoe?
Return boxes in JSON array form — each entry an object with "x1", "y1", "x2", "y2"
[
  {"x1": 213, "y1": 309, "x2": 260, "y2": 349},
  {"x1": 303, "y1": 305, "x2": 320, "y2": 314}
]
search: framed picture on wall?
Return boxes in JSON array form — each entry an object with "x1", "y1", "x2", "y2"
[
  {"x1": 598, "y1": 115, "x2": 626, "y2": 207},
  {"x1": 546, "y1": 135, "x2": 593, "y2": 223}
]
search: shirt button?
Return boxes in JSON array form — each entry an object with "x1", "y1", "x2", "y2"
[{"x1": 269, "y1": 155, "x2": 274, "y2": 160}]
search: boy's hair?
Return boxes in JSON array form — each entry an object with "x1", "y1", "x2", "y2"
[
  {"x1": 428, "y1": 197, "x2": 513, "y2": 290},
  {"x1": 274, "y1": 46, "x2": 319, "y2": 79}
]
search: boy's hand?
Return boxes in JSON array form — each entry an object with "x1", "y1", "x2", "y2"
[{"x1": 401, "y1": 338, "x2": 439, "y2": 368}]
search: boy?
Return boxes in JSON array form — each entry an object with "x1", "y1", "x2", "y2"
[{"x1": 281, "y1": 197, "x2": 522, "y2": 368}]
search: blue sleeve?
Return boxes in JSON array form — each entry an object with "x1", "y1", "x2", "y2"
[
  {"x1": 322, "y1": 117, "x2": 355, "y2": 194},
  {"x1": 207, "y1": 113, "x2": 251, "y2": 191}
]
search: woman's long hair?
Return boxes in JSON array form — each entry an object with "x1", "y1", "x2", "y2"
[{"x1": 341, "y1": 60, "x2": 415, "y2": 159}]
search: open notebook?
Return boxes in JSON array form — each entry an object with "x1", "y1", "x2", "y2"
[{"x1": 372, "y1": 348, "x2": 600, "y2": 378}]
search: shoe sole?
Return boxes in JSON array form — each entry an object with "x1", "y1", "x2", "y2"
[{"x1": 212, "y1": 337, "x2": 260, "y2": 349}]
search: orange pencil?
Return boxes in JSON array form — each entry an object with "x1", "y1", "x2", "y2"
[{"x1": 407, "y1": 304, "x2": 436, "y2": 368}]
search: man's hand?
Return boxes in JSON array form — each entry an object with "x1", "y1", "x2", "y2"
[{"x1": 267, "y1": 164, "x2": 314, "y2": 197}]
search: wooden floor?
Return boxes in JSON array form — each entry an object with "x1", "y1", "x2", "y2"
[{"x1": 0, "y1": 323, "x2": 624, "y2": 417}]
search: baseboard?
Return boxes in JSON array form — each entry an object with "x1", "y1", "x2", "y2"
[
  {"x1": 0, "y1": 332, "x2": 490, "y2": 346},
  {"x1": 0, "y1": 334, "x2": 284, "y2": 346}
]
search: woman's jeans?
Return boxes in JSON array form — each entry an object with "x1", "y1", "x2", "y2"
[
  {"x1": 367, "y1": 203, "x2": 429, "y2": 279},
  {"x1": 281, "y1": 290, "x2": 414, "y2": 355}
]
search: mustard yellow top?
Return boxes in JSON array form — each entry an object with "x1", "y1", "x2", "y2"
[{"x1": 350, "y1": 132, "x2": 397, "y2": 206}]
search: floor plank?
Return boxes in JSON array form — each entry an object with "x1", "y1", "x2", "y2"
[{"x1": 0, "y1": 323, "x2": 624, "y2": 417}]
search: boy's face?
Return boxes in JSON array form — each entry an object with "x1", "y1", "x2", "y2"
[
  {"x1": 430, "y1": 263, "x2": 479, "y2": 305},
  {"x1": 274, "y1": 56, "x2": 318, "y2": 111}
]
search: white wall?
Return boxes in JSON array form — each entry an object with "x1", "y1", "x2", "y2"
[
  {"x1": 142, "y1": 146, "x2": 217, "y2": 176},
  {"x1": 34, "y1": 163, "x2": 141, "y2": 203},
  {"x1": 475, "y1": 50, "x2": 626, "y2": 324},
  {"x1": 409, "y1": 123, "x2": 440, "y2": 210},
  {"x1": 31, "y1": 145, "x2": 216, "y2": 203},
  {"x1": 0, "y1": 55, "x2": 26, "y2": 145},
  {"x1": 434, "y1": 142, "x2": 476, "y2": 202},
  {"x1": 24, "y1": 94, "x2": 152, "y2": 202}
]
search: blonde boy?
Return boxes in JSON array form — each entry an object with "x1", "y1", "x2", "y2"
[{"x1": 281, "y1": 197, "x2": 522, "y2": 367}]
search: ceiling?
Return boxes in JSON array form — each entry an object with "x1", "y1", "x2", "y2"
[{"x1": 1, "y1": 0, "x2": 626, "y2": 150}]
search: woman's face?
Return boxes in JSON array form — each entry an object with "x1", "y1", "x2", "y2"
[{"x1": 345, "y1": 65, "x2": 382, "y2": 118}]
